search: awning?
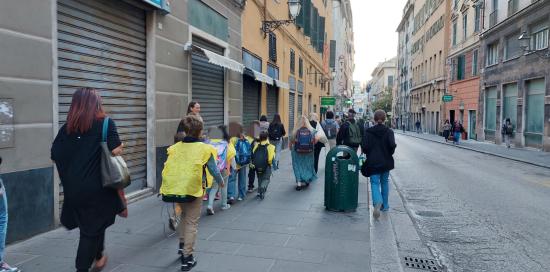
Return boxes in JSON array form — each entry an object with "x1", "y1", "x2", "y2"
[
  {"x1": 252, "y1": 70, "x2": 274, "y2": 85},
  {"x1": 184, "y1": 42, "x2": 245, "y2": 73},
  {"x1": 274, "y1": 79, "x2": 290, "y2": 90}
]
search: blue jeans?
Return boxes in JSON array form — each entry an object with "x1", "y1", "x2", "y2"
[
  {"x1": 370, "y1": 171, "x2": 390, "y2": 210},
  {"x1": 0, "y1": 180, "x2": 7, "y2": 263},
  {"x1": 227, "y1": 169, "x2": 237, "y2": 199},
  {"x1": 238, "y1": 165, "x2": 248, "y2": 199},
  {"x1": 454, "y1": 132, "x2": 461, "y2": 144},
  {"x1": 272, "y1": 140, "x2": 282, "y2": 171}
]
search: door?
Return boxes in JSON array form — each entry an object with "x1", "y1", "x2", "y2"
[
  {"x1": 192, "y1": 37, "x2": 225, "y2": 128},
  {"x1": 289, "y1": 92, "x2": 296, "y2": 133},
  {"x1": 57, "y1": 0, "x2": 147, "y2": 192},
  {"x1": 525, "y1": 79, "x2": 545, "y2": 148},
  {"x1": 469, "y1": 110, "x2": 477, "y2": 140},
  {"x1": 242, "y1": 76, "x2": 260, "y2": 128},
  {"x1": 450, "y1": 110, "x2": 455, "y2": 125}
]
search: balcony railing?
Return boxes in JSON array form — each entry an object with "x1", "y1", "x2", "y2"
[
  {"x1": 489, "y1": 10, "x2": 498, "y2": 27},
  {"x1": 508, "y1": 0, "x2": 518, "y2": 16}
]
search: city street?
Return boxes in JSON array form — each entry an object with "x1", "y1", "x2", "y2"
[{"x1": 392, "y1": 134, "x2": 550, "y2": 272}]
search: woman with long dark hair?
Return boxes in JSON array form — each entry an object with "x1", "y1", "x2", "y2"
[
  {"x1": 187, "y1": 101, "x2": 201, "y2": 115},
  {"x1": 51, "y1": 88, "x2": 125, "y2": 272},
  {"x1": 268, "y1": 114, "x2": 286, "y2": 171}
]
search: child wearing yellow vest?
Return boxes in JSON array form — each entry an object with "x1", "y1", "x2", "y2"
[
  {"x1": 206, "y1": 126, "x2": 236, "y2": 215},
  {"x1": 160, "y1": 115, "x2": 223, "y2": 271},
  {"x1": 251, "y1": 131, "x2": 276, "y2": 199}
]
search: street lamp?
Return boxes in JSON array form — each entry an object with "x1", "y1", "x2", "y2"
[
  {"x1": 518, "y1": 31, "x2": 550, "y2": 59},
  {"x1": 261, "y1": 0, "x2": 302, "y2": 36}
]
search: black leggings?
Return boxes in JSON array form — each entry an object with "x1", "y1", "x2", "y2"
[
  {"x1": 76, "y1": 231, "x2": 105, "y2": 272},
  {"x1": 248, "y1": 167, "x2": 256, "y2": 188},
  {"x1": 313, "y1": 145, "x2": 323, "y2": 173}
]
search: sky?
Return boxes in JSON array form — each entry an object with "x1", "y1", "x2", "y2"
[{"x1": 350, "y1": 0, "x2": 408, "y2": 84}]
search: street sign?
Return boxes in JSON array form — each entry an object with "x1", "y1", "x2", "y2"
[
  {"x1": 345, "y1": 99, "x2": 353, "y2": 104},
  {"x1": 442, "y1": 94, "x2": 453, "y2": 102},
  {"x1": 321, "y1": 97, "x2": 336, "y2": 106}
]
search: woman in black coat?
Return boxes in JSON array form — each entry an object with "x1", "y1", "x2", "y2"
[{"x1": 51, "y1": 88, "x2": 124, "y2": 272}]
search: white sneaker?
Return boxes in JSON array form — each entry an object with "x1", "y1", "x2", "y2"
[
  {"x1": 237, "y1": 197, "x2": 243, "y2": 201},
  {"x1": 221, "y1": 204, "x2": 231, "y2": 210},
  {"x1": 0, "y1": 262, "x2": 20, "y2": 272},
  {"x1": 373, "y1": 204, "x2": 381, "y2": 219}
]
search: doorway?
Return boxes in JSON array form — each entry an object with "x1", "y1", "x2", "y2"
[{"x1": 469, "y1": 110, "x2": 477, "y2": 140}]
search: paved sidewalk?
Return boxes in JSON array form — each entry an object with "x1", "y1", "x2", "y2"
[
  {"x1": 6, "y1": 150, "x2": 371, "y2": 272},
  {"x1": 396, "y1": 130, "x2": 550, "y2": 168}
]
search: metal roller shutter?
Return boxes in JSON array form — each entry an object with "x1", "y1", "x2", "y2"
[
  {"x1": 298, "y1": 94, "x2": 303, "y2": 118},
  {"x1": 57, "y1": 0, "x2": 147, "y2": 193},
  {"x1": 289, "y1": 92, "x2": 296, "y2": 133},
  {"x1": 266, "y1": 85, "x2": 279, "y2": 122},
  {"x1": 242, "y1": 76, "x2": 260, "y2": 128},
  {"x1": 192, "y1": 37, "x2": 225, "y2": 128}
]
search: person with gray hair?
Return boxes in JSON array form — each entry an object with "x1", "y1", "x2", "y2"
[{"x1": 360, "y1": 110, "x2": 397, "y2": 219}]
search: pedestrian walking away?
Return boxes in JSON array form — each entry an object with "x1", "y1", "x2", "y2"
[
  {"x1": 452, "y1": 121, "x2": 464, "y2": 145},
  {"x1": 336, "y1": 108, "x2": 362, "y2": 153},
  {"x1": 502, "y1": 118, "x2": 514, "y2": 148},
  {"x1": 51, "y1": 88, "x2": 126, "y2": 272},
  {"x1": 290, "y1": 116, "x2": 320, "y2": 190},
  {"x1": 229, "y1": 122, "x2": 252, "y2": 202},
  {"x1": 259, "y1": 115, "x2": 270, "y2": 133},
  {"x1": 415, "y1": 120, "x2": 421, "y2": 133},
  {"x1": 268, "y1": 114, "x2": 286, "y2": 171},
  {"x1": 247, "y1": 121, "x2": 261, "y2": 192},
  {"x1": 309, "y1": 113, "x2": 329, "y2": 174},
  {"x1": 321, "y1": 110, "x2": 340, "y2": 149},
  {"x1": 205, "y1": 125, "x2": 236, "y2": 215},
  {"x1": 442, "y1": 120, "x2": 451, "y2": 142},
  {"x1": 251, "y1": 131, "x2": 276, "y2": 199},
  {"x1": 159, "y1": 115, "x2": 224, "y2": 271},
  {"x1": 360, "y1": 110, "x2": 397, "y2": 219},
  {"x1": 0, "y1": 157, "x2": 20, "y2": 272}
]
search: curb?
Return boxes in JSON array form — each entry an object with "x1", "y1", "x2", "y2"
[{"x1": 395, "y1": 132, "x2": 550, "y2": 170}]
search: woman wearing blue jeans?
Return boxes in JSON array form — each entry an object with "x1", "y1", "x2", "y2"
[
  {"x1": 0, "y1": 158, "x2": 20, "y2": 272},
  {"x1": 361, "y1": 110, "x2": 397, "y2": 219}
]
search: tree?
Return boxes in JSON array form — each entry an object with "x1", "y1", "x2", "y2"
[{"x1": 371, "y1": 87, "x2": 392, "y2": 114}]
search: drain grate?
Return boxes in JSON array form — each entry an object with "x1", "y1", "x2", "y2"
[{"x1": 404, "y1": 257, "x2": 440, "y2": 271}]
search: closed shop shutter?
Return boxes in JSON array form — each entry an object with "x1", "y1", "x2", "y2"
[
  {"x1": 192, "y1": 37, "x2": 225, "y2": 128},
  {"x1": 57, "y1": 0, "x2": 147, "y2": 192},
  {"x1": 243, "y1": 76, "x2": 260, "y2": 128},
  {"x1": 266, "y1": 85, "x2": 279, "y2": 122},
  {"x1": 289, "y1": 92, "x2": 296, "y2": 133}
]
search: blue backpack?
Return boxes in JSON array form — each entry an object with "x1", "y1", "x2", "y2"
[
  {"x1": 235, "y1": 138, "x2": 252, "y2": 165},
  {"x1": 294, "y1": 127, "x2": 314, "y2": 153}
]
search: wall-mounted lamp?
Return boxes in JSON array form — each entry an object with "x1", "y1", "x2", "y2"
[{"x1": 261, "y1": 0, "x2": 301, "y2": 36}]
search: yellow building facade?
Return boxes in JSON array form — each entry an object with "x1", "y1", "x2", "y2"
[{"x1": 242, "y1": 0, "x2": 333, "y2": 134}]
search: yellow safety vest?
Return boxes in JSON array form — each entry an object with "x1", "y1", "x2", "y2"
[{"x1": 160, "y1": 142, "x2": 217, "y2": 198}]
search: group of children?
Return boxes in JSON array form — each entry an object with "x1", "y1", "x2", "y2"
[{"x1": 159, "y1": 115, "x2": 276, "y2": 271}]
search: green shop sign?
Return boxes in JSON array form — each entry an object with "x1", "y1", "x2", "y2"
[
  {"x1": 321, "y1": 97, "x2": 336, "y2": 106},
  {"x1": 442, "y1": 94, "x2": 453, "y2": 102}
]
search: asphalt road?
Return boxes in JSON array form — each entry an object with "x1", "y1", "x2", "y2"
[{"x1": 391, "y1": 134, "x2": 550, "y2": 272}]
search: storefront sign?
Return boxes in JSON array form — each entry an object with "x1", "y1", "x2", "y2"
[
  {"x1": 321, "y1": 97, "x2": 336, "y2": 106},
  {"x1": 442, "y1": 94, "x2": 453, "y2": 102},
  {"x1": 143, "y1": 0, "x2": 171, "y2": 13}
]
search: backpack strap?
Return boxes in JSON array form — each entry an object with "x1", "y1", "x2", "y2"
[{"x1": 102, "y1": 117, "x2": 110, "y2": 143}]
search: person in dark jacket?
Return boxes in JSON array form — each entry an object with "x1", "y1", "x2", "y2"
[
  {"x1": 51, "y1": 88, "x2": 125, "y2": 272},
  {"x1": 268, "y1": 114, "x2": 286, "y2": 170},
  {"x1": 336, "y1": 109, "x2": 362, "y2": 152},
  {"x1": 361, "y1": 110, "x2": 397, "y2": 219}
]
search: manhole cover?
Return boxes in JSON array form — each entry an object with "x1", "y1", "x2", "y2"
[
  {"x1": 415, "y1": 210, "x2": 444, "y2": 217},
  {"x1": 404, "y1": 257, "x2": 440, "y2": 271}
]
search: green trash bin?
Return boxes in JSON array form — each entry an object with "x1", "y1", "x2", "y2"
[{"x1": 324, "y1": 146, "x2": 359, "y2": 212}]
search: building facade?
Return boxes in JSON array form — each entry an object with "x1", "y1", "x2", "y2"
[
  {"x1": 0, "y1": 0, "x2": 246, "y2": 243},
  {"x1": 242, "y1": 0, "x2": 333, "y2": 134},
  {"x1": 479, "y1": 0, "x2": 550, "y2": 151},
  {"x1": 396, "y1": 0, "x2": 415, "y2": 130},
  {"x1": 446, "y1": 0, "x2": 483, "y2": 140},
  {"x1": 369, "y1": 57, "x2": 397, "y2": 102},
  {"x1": 410, "y1": 0, "x2": 450, "y2": 134},
  {"x1": 331, "y1": 0, "x2": 354, "y2": 113}
]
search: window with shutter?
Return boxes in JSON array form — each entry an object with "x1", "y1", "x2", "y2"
[
  {"x1": 299, "y1": 57, "x2": 303, "y2": 78},
  {"x1": 318, "y1": 17, "x2": 325, "y2": 53},
  {"x1": 290, "y1": 49, "x2": 295, "y2": 74},
  {"x1": 295, "y1": 0, "x2": 305, "y2": 28},
  {"x1": 269, "y1": 32, "x2": 277, "y2": 62},
  {"x1": 303, "y1": 0, "x2": 311, "y2": 36},
  {"x1": 311, "y1": 7, "x2": 318, "y2": 48},
  {"x1": 329, "y1": 40, "x2": 336, "y2": 68}
]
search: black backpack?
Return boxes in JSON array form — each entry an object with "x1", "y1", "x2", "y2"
[
  {"x1": 252, "y1": 144, "x2": 269, "y2": 174},
  {"x1": 268, "y1": 124, "x2": 283, "y2": 140}
]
